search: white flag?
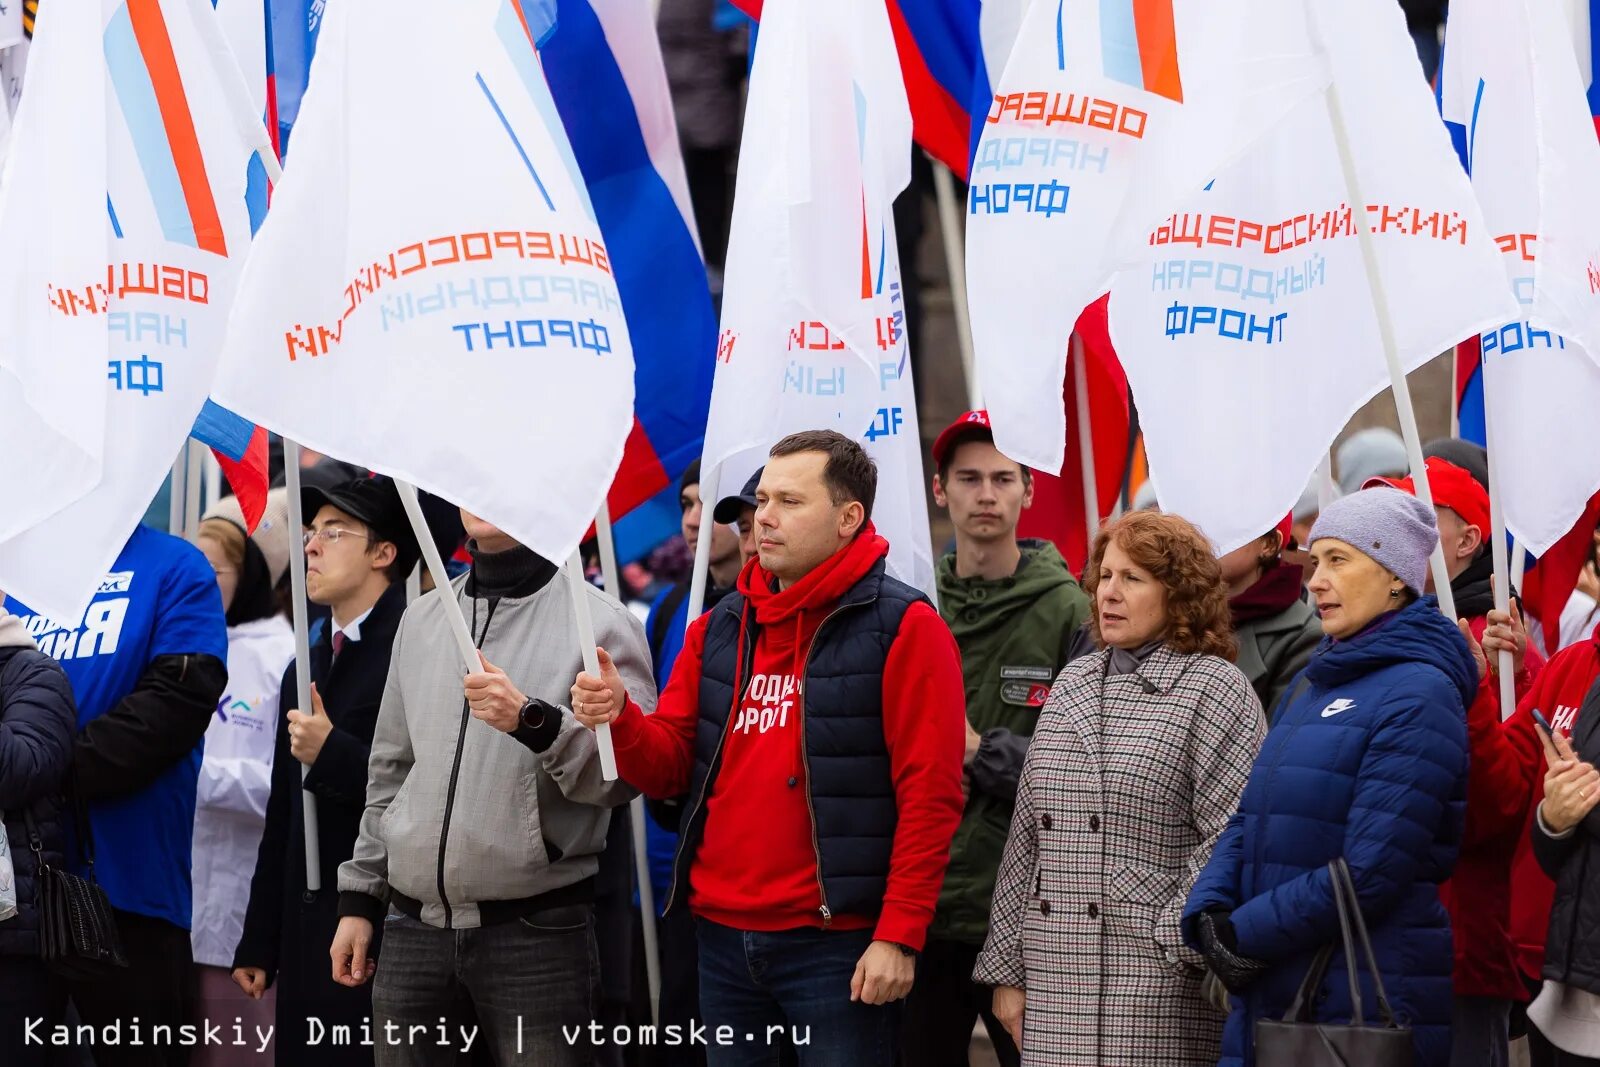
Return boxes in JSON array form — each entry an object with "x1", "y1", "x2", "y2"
[
  {"x1": 966, "y1": 0, "x2": 1332, "y2": 475},
  {"x1": 212, "y1": 0, "x2": 635, "y2": 568},
  {"x1": 1106, "y1": 0, "x2": 1517, "y2": 554},
  {"x1": 0, "y1": 0, "x2": 271, "y2": 621},
  {"x1": 1438, "y1": 0, "x2": 1600, "y2": 555},
  {"x1": 705, "y1": 0, "x2": 933, "y2": 594}
]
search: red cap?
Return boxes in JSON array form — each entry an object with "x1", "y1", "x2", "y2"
[
  {"x1": 931, "y1": 410, "x2": 996, "y2": 468},
  {"x1": 1364, "y1": 457, "x2": 1490, "y2": 534},
  {"x1": 1274, "y1": 512, "x2": 1293, "y2": 548}
]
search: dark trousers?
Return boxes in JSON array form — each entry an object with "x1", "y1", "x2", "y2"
[
  {"x1": 899, "y1": 939, "x2": 1019, "y2": 1067},
  {"x1": 66, "y1": 910, "x2": 196, "y2": 1067},
  {"x1": 371, "y1": 907, "x2": 599, "y2": 1067},
  {"x1": 0, "y1": 955, "x2": 54, "y2": 1067},
  {"x1": 695, "y1": 921, "x2": 898, "y2": 1067},
  {"x1": 630, "y1": 904, "x2": 707, "y2": 1067}
]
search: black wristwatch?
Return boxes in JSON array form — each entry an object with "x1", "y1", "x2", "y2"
[
  {"x1": 891, "y1": 941, "x2": 918, "y2": 959},
  {"x1": 518, "y1": 697, "x2": 553, "y2": 731}
]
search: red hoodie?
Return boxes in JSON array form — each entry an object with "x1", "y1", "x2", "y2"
[
  {"x1": 1438, "y1": 614, "x2": 1542, "y2": 1001},
  {"x1": 1504, "y1": 633, "x2": 1600, "y2": 985},
  {"x1": 608, "y1": 527, "x2": 966, "y2": 950}
]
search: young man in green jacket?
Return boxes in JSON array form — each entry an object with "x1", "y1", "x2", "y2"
[{"x1": 902, "y1": 411, "x2": 1091, "y2": 1067}]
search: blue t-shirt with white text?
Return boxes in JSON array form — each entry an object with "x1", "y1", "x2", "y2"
[{"x1": 7, "y1": 525, "x2": 227, "y2": 929}]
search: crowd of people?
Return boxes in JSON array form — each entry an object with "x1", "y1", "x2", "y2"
[{"x1": 3, "y1": 409, "x2": 1599, "y2": 1067}]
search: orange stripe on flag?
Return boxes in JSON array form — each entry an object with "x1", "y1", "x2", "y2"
[
  {"x1": 126, "y1": 0, "x2": 227, "y2": 256},
  {"x1": 509, "y1": 0, "x2": 537, "y2": 47},
  {"x1": 1130, "y1": 0, "x2": 1183, "y2": 104}
]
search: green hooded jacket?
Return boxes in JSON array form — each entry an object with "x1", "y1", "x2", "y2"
[{"x1": 929, "y1": 539, "x2": 1090, "y2": 945}]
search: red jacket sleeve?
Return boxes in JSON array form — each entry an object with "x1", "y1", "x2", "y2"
[
  {"x1": 873, "y1": 602, "x2": 967, "y2": 950},
  {"x1": 609, "y1": 612, "x2": 709, "y2": 799},
  {"x1": 1460, "y1": 679, "x2": 1535, "y2": 848}
]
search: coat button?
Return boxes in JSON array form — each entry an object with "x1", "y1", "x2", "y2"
[
  {"x1": 787, "y1": 777, "x2": 797, "y2": 787},
  {"x1": 1039, "y1": 900, "x2": 1051, "y2": 916},
  {"x1": 1089, "y1": 814, "x2": 1100, "y2": 832},
  {"x1": 1040, "y1": 814, "x2": 1053, "y2": 831},
  {"x1": 1087, "y1": 903, "x2": 1099, "y2": 919}
]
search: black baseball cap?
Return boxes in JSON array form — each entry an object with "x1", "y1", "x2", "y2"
[
  {"x1": 300, "y1": 476, "x2": 421, "y2": 575},
  {"x1": 713, "y1": 467, "x2": 763, "y2": 525}
]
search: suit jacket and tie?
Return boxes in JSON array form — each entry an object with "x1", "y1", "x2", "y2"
[{"x1": 234, "y1": 581, "x2": 407, "y2": 1064}]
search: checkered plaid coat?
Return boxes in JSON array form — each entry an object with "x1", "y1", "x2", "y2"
[{"x1": 973, "y1": 645, "x2": 1265, "y2": 1066}]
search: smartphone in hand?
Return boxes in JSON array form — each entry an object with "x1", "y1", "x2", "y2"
[{"x1": 1532, "y1": 708, "x2": 1555, "y2": 737}]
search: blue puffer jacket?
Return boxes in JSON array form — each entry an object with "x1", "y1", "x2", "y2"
[
  {"x1": 0, "y1": 640, "x2": 77, "y2": 959},
  {"x1": 1184, "y1": 596, "x2": 1473, "y2": 1067}
]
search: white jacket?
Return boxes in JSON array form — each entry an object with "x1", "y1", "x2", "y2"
[{"x1": 190, "y1": 615, "x2": 294, "y2": 967}]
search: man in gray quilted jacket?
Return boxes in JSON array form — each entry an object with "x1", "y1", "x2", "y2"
[{"x1": 330, "y1": 509, "x2": 655, "y2": 1067}]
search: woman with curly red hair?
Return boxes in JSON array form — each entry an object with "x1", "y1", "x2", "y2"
[{"x1": 974, "y1": 510, "x2": 1265, "y2": 1065}]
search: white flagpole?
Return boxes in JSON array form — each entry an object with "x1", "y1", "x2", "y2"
[
  {"x1": 183, "y1": 441, "x2": 204, "y2": 541},
  {"x1": 930, "y1": 157, "x2": 981, "y2": 410},
  {"x1": 203, "y1": 450, "x2": 222, "y2": 514},
  {"x1": 1483, "y1": 413, "x2": 1517, "y2": 714},
  {"x1": 683, "y1": 461, "x2": 721, "y2": 625},
  {"x1": 282, "y1": 440, "x2": 322, "y2": 891},
  {"x1": 564, "y1": 547, "x2": 619, "y2": 780},
  {"x1": 168, "y1": 452, "x2": 186, "y2": 536},
  {"x1": 406, "y1": 562, "x2": 421, "y2": 604},
  {"x1": 1315, "y1": 16, "x2": 1457, "y2": 620},
  {"x1": 595, "y1": 502, "x2": 662, "y2": 1027},
  {"x1": 394, "y1": 480, "x2": 478, "y2": 671},
  {"x1": 1071, "y1": 334, "x2": 1099, "y2": 547},
  {"x1": 1511, "y1": 542, "x2": 1528, "y2": 592}
]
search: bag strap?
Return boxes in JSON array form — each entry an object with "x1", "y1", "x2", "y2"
[
  {"x1": 21, "y1": 808, "x2": 44, "y2": 857},
  {"x1": 1331, "y1": 858, "x2": 1402, "y2": 1028},
  {"x1": 1327, "y1": 859, "x2": 1366, "y2": 1025},
  {"x1": 1281, "y1": 943, "x2": 1336, "y2": 1023}
]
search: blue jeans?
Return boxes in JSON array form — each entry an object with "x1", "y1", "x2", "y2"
[{"x1": 695, "y1": 920, "x2": 899, "y2": 1067}]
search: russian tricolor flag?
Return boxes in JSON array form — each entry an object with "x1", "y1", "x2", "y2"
[
  {"x1": 733, "y1": 0, "x2": 982, "y2": 180},
  {"x1": 542, "y1": 0, "x2": 716, "y2": 561}
]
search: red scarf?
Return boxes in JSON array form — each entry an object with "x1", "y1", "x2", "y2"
[{"x1": 1230, "y1": 559, "x2": 1307, "y2": 626}]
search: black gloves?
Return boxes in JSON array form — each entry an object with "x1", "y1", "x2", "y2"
[{"x1": 1196, "y1": 908, "x2": 1268, "y2": 993}]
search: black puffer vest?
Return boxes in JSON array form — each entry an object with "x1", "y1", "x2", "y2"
[
  {"x1": 665, "y1": 558, "x2": 926, "y2": 925},
  {"x1": 1540, "y1": 672, "x2": 1600, "y2": 994}
]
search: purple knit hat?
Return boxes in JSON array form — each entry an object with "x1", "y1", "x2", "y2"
[{"x1": 1307, "y1": 486, "x2": 1439, "y2": 595}]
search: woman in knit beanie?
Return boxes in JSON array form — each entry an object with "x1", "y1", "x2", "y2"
[{"x1": 1184, "y1": 487, "x2": 1475, "y2": 1067}]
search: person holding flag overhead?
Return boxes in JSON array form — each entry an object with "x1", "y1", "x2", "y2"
[
  {"x1": 231, "y1": 477, "x2": 419, "y2": 1066},
  {"x1": 331, "y1": 509, "x2": 652, "y2": 1067},
  {"x1": 570, "y1": 431, "x2": 966, "y2": 1066}
]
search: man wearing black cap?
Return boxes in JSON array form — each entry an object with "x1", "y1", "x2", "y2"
[
  {"x1": 232, "y1": 476, "x2": 420, "y2": 1066},
  {"x1": 712, "y1": 466, "x2": 763, "y2": 571}
]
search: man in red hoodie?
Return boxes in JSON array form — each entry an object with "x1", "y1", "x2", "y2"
[
  {"x1": 571, "y1": 430, "x2": 965, "y2": 1066},
  {"x1": 1367, "y1": 456, "x2": 1544, "y2": 1066}
]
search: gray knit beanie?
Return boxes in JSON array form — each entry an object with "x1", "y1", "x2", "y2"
[
  {"x1": 1307, "y1": 486, "x2": 1438, "y2": 595},
  {"x1": 1336, "y1": 427, "x2": 1408, "y2": 495}
]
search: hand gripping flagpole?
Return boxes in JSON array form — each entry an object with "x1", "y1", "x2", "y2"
[
  {"x1": 283, "y1": 441, "x2": 323, "y2": 892},
  {"x1": 594, "y1": 502, "x2": 662, "y2": 1027},
  {"x1": 1483, "y1": 414, "x2": 1517, "y2": 716},
  {"x1": 1312, "y1": 7, "x2": 1456, "y2": 621}
]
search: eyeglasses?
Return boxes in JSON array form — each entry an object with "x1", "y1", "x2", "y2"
[{"x1": 302, "y1": 526, "x2": 372, "y2": 548}]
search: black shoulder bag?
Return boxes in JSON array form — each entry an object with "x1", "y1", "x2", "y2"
[
  {"x1": 23, "y1": 779, "x2": 127, "y2": 980},
  {"x1": 1255, "y1": 858, "x2": 1412, "y2": 1067}
]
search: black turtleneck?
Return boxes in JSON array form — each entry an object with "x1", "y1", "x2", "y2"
[{"x1": 466, "y1": 541, "x2": 558, "y2": 600}]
